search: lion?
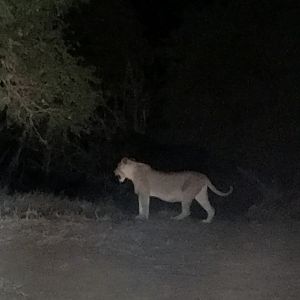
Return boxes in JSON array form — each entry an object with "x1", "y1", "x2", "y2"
[{"x1": 114, "y1": 157, "x2": 233, "y2": 223}]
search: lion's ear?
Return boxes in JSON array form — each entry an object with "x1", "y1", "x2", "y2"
[{"x1": 121, "y1": 157, "x2": 128, "y2": 164}]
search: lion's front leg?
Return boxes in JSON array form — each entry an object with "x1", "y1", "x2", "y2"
[{"x1": 136, "y1": 193, "x2": 150, "y2": 220}]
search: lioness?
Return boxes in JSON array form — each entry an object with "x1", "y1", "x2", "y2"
[{"x1": 114, "y1": 158, "x2": 233, "y2": 223}]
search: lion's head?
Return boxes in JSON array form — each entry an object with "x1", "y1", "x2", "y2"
[{"x1": 114, "y1": 157, "x2": 136, "y2": 182}]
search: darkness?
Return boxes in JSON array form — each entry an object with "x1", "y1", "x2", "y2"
[
  {"x1": 131, "y1": 0, "x2": 192, "y2": 43},
  {"x1": 67, "y1": 0, "x2": 299, "y2": 155},
  {"x1": 60, "y1": 0, "x2": 300, "y2": 214},
  {"x1": 1, "y1": 0, "x2": 299, "y2": 216}
]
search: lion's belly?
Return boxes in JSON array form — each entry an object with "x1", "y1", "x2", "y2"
[{"x1": 150, "y1": 190, "x2": 185, "y2": 203}]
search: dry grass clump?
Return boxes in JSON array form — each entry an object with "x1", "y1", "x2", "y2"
[{"x1": 0, "y1": 189, "x2": 125, "y2": 221}]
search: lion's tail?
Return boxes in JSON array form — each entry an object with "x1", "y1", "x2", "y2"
[{"x1": 207, "y1": 181, "x2": 233, "y2": 197}]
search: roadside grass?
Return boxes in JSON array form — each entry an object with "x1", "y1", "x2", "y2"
[{"x1": 0, "y1": 188, "x2": 126, "y2": 222}]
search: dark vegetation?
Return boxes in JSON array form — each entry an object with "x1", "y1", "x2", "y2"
[{"x1": 0, "y1": 0, "x2": 299, "y2": 220}]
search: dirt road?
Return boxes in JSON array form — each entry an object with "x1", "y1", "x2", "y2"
[{"x1": 0, "y1": 215, "x2": 299, "y2": 300}]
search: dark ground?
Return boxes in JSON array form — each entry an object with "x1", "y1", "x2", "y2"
[{"x1": 0, "y1": 214, "x2": 299, "y2": 300}]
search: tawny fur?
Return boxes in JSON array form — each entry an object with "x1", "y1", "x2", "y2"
[{"x1": 114, "y1": 158, "x2": 233, "y2": 223}]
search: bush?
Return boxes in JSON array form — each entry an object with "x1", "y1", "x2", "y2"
[{"x1": 0, "y1": 0, "x2": 111, "y2": 180}]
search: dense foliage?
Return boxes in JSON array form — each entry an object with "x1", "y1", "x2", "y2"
[{"x1": 0, "y1": 0, "x2": 109, "y2": 182}]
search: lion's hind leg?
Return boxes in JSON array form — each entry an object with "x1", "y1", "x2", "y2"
[
  {"x1": 195, "y1": 187, "x2": 215, "y2": 223},
  {"x1": 172, "y1": 200, "x2": 192, "y2": 220}
]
